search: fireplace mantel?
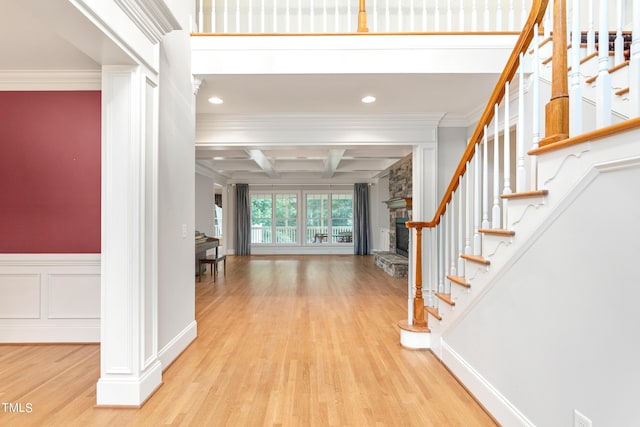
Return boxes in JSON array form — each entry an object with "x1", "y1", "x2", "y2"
[{"x1": 383, "y1": 197, "x2": 412, "y2": 210}]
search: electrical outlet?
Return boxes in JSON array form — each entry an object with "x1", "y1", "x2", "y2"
[{"x1": 574, "y1": 410, "x2": 592, "y2": 427}]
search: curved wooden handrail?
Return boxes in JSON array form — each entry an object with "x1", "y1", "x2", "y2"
[{"x1": 407, "y1": 0, "x2": 550, "y2": 229}]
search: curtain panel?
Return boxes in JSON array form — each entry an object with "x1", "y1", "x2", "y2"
[
  {"x1": 235, "y1": 183, "x2": 251, "y2": 256},
  {"x1": 353, "y1": 183, "x2": 371, "y2": 255}
]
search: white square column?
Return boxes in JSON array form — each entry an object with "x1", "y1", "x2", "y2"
[{"x1": 97, "y1": 66, "x2": 161, "y2": 406}]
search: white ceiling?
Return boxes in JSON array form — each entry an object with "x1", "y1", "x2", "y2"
[{"x1": 2, "y1": 1, "x2": 502, "y2": 185}]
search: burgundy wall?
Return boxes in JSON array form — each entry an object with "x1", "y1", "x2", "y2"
[{"x1": 0, "y1": 91, "x2": 101, "y2": 253}]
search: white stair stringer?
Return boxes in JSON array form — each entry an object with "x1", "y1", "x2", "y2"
[{"x1": 428, "y1": 126, "x2": 640, "y2": 360}]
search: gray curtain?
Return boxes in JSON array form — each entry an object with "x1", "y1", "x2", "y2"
[
  {"x1": 235, "y1": 183, "x2": 251, "y2": 256},
  {"x1": 353, "y1": 183, "x2": 371, "y2": 255}
]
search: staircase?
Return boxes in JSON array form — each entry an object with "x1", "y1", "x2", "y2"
[{"x1": 399, "y1": 0, "x2": 640, "y2": 424}]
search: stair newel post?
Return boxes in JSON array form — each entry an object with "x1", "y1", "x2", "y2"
[
  {"x1": 482, "y1": 125, "x2": 490, "y2": 229},
  {"x1": 492, "y1": 103, "x2": 501, "y2": 229},
  {"x1": 595, "y1": 0, "x2": 612, "y2": 128},
  {"x1": 569, "y1": 0, "x2": 583, "y2": 137},
  {"x1": 406, "y1": 222, "x2": 427, "y2": 327},
  {"x1": 632, "y1": 0, "x2": 640, "y2": 117},
  {"x1": 539, "y1": 0, "x2": 570, "y2": 145},
  {"x1": 358, "y1": 0, "x2": 369, "y2": 32},
  {"x1": 517, "y1": 53, "x2": 526, "y2": 192}
]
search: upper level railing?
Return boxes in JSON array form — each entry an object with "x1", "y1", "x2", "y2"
[{"x1": 193, "y1": 0, "x2": 535, "y2": 34}]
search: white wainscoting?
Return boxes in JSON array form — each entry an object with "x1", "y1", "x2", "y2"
[{"x1": 0, "y1": 254, "x2": 101, "y2": 343}]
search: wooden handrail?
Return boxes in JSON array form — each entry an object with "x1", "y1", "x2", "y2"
[{"x1": 407, "y1": 0, "x2": 550, "y2": 230}]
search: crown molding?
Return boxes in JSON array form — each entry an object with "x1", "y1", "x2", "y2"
[
  {"x1": 114, "y1": 0, "x2": 181, "y2": 44},
  {"x1": 0, "y1": 70, "x2": 101, "y2": 90}
]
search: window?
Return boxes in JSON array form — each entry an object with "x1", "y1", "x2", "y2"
[
  {"x1": 305, "y1": 193, "x2": 353, "y2": 244},
  {"x1": 251, "y1": 193, "x2": 298, "y2": 244}
]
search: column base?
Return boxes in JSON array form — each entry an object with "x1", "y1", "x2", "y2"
[
  {"x1": 398, "y1": 320, "x2": 431, "y2": 350},
  {"x1": 96, "y1": 360, "x2": 163, "y2": 407}
]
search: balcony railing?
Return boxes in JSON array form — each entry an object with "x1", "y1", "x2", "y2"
[
  {"x1": 251, "y1": 225, "x2": 353, "y2": 244},
  {"x1": 193, "y1": 0, "x2": 535, "y2": 34}
]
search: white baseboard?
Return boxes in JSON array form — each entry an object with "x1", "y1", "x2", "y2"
[
  {"x1": 0, "y1": 324, "x2": 99, "y2": 343},
  {"x1": 158, "y1": 320, "x2": 198, "y2": 370},
  {"x1": 440, "y1": 340, "x2": 534, "y2": 427}
]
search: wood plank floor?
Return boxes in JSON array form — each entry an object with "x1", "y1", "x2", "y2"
[{"x1": 0, "y1": 255, "x2": 496, "y2": 427}]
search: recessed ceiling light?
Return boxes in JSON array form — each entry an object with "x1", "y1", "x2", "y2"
[
  {"x1": 361, "y1": 95, "x2": 376, "y2": 104},
  {"x1": 208, "y1": 96, "x2": 224, "y2": 104}
]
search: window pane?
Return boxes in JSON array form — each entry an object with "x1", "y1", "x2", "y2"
[
  {"x1": 331, "y1": 194, "x2": 353, "y2": 243},
  {"x1": 251, "y1": 194, "x2": 272, "y2": 243},
  {"x1": 275, "y1": 193, "x2": 297, "y2": 243},
  {"x1": 306, "y1": 194, "x2": 328, "y2": 243}
]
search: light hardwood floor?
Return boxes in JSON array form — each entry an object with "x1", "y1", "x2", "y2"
[{"x1": 0, "y1": 255, "x2": 496, "y2": 426}]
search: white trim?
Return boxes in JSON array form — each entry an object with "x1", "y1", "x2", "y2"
[
  {"x1": 0, "y1": 70, "x2": 101, "y2": 91},
  {"x1": 0, "y1": 325, "x2": 99, "y2": 343},
  {"x1": 114, "y1": 0, "x2": 181, "y2": 44},
  {"x1": 96, "y1": 360, "x2": 162, "y2": 406},
  {"x1": 399, "y1": 329, "x2": 431, "y2": 349},
  {"x1": 158, "y1": 320, "x2": 197, "y2": 370},
  {"x1": 440, "y1": 340, "x2": 535, "y2": 426}
]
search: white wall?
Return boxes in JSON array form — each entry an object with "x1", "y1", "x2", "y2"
[
  {"x1": 437, "y1": 127, "x2": 468, "y2": 202},
  {"x1": 195, "y1": 172, "x2": 215, "y2": 237},
  {"x1": 371, "y1": 175, "x2": 390, "y2": 252},
  {"x1": 157, "y1": 0, "x2": 197, "y2": 367}
]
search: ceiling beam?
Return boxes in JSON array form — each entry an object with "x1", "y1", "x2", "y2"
[
  {"x1": 247, "y1": 149, "x2": 280, "y2": 178},
  {"x1": 323, "y1": 149, "x2": 345, "y2": 178}
]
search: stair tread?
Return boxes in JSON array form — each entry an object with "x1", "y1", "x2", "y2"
[
  {"x1": 461, "y1": 254, "x2": 491, "y2": 265},
  {"x1": 425, "y1": 306, "x2": 442, "y2": 321},
  {"x1": 447, "y1": 275, "x2": 471, "y2": 288},
  {"x1": 435, "y1": 292, "x2": 455, "y2": 306},
  {"x1": 501, "y1": 189, "x2": 548, "y2": 199},
  {"x1": 397, "y1": 319, "x2": 430, "y2": 333},
  {"x1": 478, "y1": 228, "x2": 515, "y2": 237},
  {"x1": 615, "y1": 87, "x2": 630, "y2": 96}
]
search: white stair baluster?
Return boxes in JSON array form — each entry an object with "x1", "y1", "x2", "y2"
[
  {"x1": 543, "y1": 1, "x2": 551, "y2": 39},
  {"x1": 472, "y1": 0, "x2": 478, "y2": 32},
  {"x1": 492, "y1": 103, "x2": 501, "y2": 229},
  {"x1": 521, "y1": 0, "x2": 527, "y2": 28},
  {"x1": 503, "y1": 82, "x2": 511, "y2": 229},
  {"x1": 473, "y1": 145, "x2": 482, "y2": 255},
  {"x1": 427, "y1": 228, "x2": 434, "y2": 307},
  {"x1": 597, "y1": 0, "x2": 612, "y2": 127},
  {"x1": 438, "y1": 216, "x2": 444, "y2": 294},
  {"x1": 347, "y1": 0, "x2": 352, "y2": 32},
  {"x1": 385, "y1": 0, "x2": 390, "y2": 32},
  {"x1": 632, "y1": 0, "x2": 640, "y2": 116},
  {"x1": 508, "y1": 0, "x2": 514, "y2": 31},
  {"x1": 587, "y1": 0, "x2": 595, "y2": 54},
  {"x1": 248, "y1": 0, "x2": 253, "y2": 32},
  {"x1": 482, "y1": 125, "x2": 490, "y2": 229},
  {"x1": 323, "y1": 0, "x2": 327, "y2": 32},
  {"x1": 211, "y1": 0, "x2": 216, "y2": 32},
  {"x1": 224, "y1": 0, "x2": 228, "y2": 32},
  {"x1": 443, "y1": 212, "x2": 450, "y2": 295},
  {"x1": 570, "y1": 0, "x2": 583, "y2": 137},
  {"x1": 236, "y1": 0, "x2": 240, "y2": 32},
  {"x1": 398, "y1": 0, "x2": 403, "y2": 32},
  {"x1": 410, "y1": 0, "x2": 415, "y2": 32},
  {"x1": 484, "y1": 0, "x2": 490, "y2": 31},
  {"x1": 458, "y1": 176, "x2": 465, "y2": 277},
  {"x1": 517, "y1": 53, "x2": 526, "y2": 192},
  {"x1": 297, "y1": 0, "x2": 301, "y2": 32},
  {"x1": 615, "y1": 0, "x2": 624, "y2": 65},
  {"x1": 273, "y1": 0, "x2": 277, "y2": 32},
  {"x1": 310, "y1": 0, "x2": 315, "y2": 32},
  {"x1": 373, "y1": 0, "x2": 378, "y2": 32},
  {"x1": 285, "y1": 0, "x2": 290, "y2": 32},
  {"x1": 496, "y1": 0, "x2": 503, "y2": 31},
  {"x1": 422, "y1": 0, "x2": 427, "y2": 31},
  {"x1": 334, "y1": 0, "x2": 338, "y2": 32},
  {"x1": 447, "y1": 0, "x2": 452, "y2": 32},
  {"x1": 198, "y1": 0, "x2": 204, "y2": 32},
  {"x1": 450, "y1": 196, "x2": 457, "y2": 279},
  {"x1": 465, "y1": 162, "x2": 472, "y2": 256},
  {"x1": 435, "y1": 0, "x2": 440, "y2": 31},
  {"x1": 531, "y1": 23, "x2": 540, "y2": 191},
  {"x1": 459, "y1": 0, "x2": 465, "y2": 31},
  {"x1": 261, "y1": 0, "x2": 265, "y2": 32}
]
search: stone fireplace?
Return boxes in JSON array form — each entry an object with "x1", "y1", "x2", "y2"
[{"x1": 375, "y1": 154, "x2": 412, "y2": 278}]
